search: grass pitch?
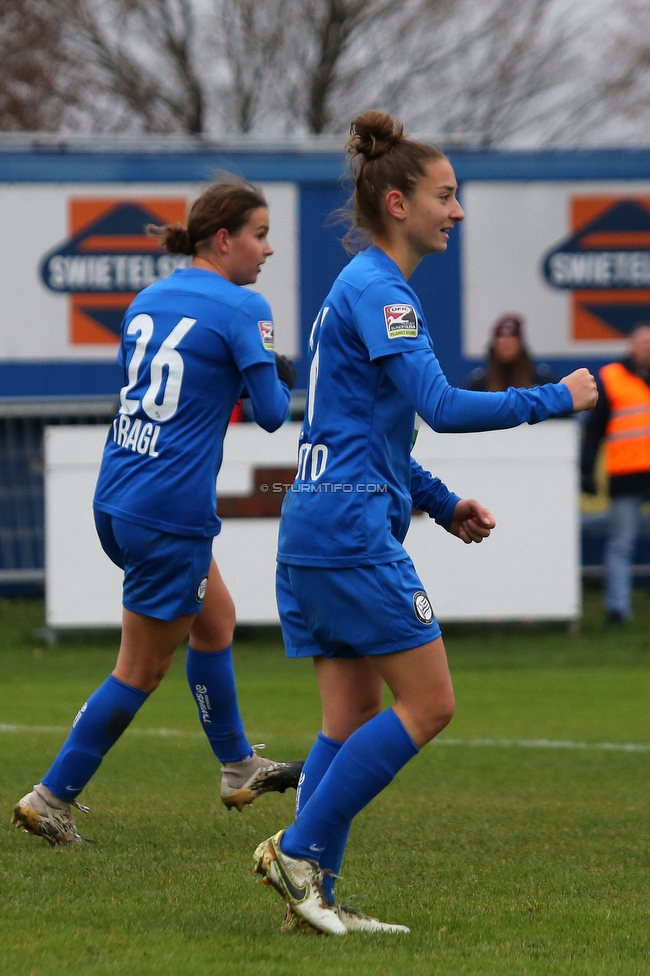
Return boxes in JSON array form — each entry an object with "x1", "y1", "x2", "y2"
[{"x1": 1, "y1": 591, "x2": 650, "y2": 975}]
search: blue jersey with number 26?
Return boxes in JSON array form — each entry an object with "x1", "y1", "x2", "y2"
[
  {"x1": 94, "y1": 267, "x2": 281, "y2": 538},
  {"x1": 278, "y1": 245, "x2": 574, "y2": 568}
]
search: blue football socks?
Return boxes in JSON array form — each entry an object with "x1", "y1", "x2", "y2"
[
  {"x1": 186, "y1": 644, "x2": 252, "y2": 763},
  {"x1": 281, "y1": 708, "x2": 418, "y2": 863},
  {"x1": 42, "y1": 674, "x2": 149, "y2": 802},
  {"x1": 296, "y1": 731, "x2": 347, "y2": 903}
]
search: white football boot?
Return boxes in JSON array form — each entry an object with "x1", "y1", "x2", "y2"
[
  {"x1": 253, "y1": 829, "x2": 347, "y2": 936},
  {"x1": 335, "y1": 902, "x2": 410, "y2": 933},
  {"x1": 281, "y1": 902, "x2": 410, "y2": 934}
]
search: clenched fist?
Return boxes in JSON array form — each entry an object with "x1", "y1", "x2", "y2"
[
  {"x1": 450, "y1": 498, "x2": 496, "y2": 545},
  {"x1": 559, "y1": 368, "x2": 598, "y2": 413}
]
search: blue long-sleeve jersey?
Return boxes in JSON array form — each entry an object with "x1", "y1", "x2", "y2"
[
  {"x1": 94, "y1": 268, "x2": 289, "y2": 539},
  {"x1": 278, "y1": 246, "x2": 573, "y2": 568}
]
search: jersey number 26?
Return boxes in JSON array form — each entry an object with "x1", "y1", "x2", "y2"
[{"x1": 119, "y1": 314, "x2": 196, "y2": 422}]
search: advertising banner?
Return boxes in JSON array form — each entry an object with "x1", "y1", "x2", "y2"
[
  {"x1": 45, "y1": 421, "x2": 579, "y2": 627},
  {"x1": 0, "y1": 181, "x2": 298, "y2": 362},
  {"x1": 463, "y1": 181, "x2": 650, "y2": 359}
]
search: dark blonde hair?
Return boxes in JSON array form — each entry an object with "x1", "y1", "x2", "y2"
[
  {"x1": 148, "y1": 176, "x2": 267, "y2": 255},
  {"x1": 343, "y1": 110, "x2": 445, "y2": 248}
]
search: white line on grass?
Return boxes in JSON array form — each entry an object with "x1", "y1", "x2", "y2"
[
  {"x1": 1, "y1": 724, "x2": 650, "y2": 752},
  {"x1": 0, "y1": 723, "x2": 200, "y2": 737},
  {"x1": 434, "y1": 738, "x2": 650, "y2": 753}
]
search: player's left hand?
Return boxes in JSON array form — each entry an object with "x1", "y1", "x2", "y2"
[
  {"x1": 449, "y1": 498, "x2": 496, "y2": 544},
  {"x1": 275, "y1": 353, "x2": 298, "y2": 390}
]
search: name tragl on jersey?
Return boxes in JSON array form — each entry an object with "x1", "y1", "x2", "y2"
[
  {"x1": 112, "y1": 313, "x2": 198, "y2": 459},
  {"x1": 384, "y1": 304, "x2": 419, "y2": 339},
  {"x1": 39, "y1": 197, "x2": 190, "y2": 344}
]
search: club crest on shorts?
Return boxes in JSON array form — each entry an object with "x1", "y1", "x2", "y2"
[
  {"x1": 384, "y1": 304, "x2": 418, "y2": 339},
  {"x1": 258, "y1": 320, "x2": 274, "y2": 350},
  {"x1": 196, "y1": 576, "x2": 208, "y2": 601},
  {"x1": 412, "y1": 590, "x2": 434, "y2": 625}
]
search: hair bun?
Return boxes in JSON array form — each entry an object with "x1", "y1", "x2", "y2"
[
  {"x1": 162, "y1": 223, "x2": 194, "y2": 255},
  {"x1": 347, "y1": 111, "x2": 404, "y2": 161},
  {"x1": 147, "y1": 222, "x2": 193, "y2": 255}
]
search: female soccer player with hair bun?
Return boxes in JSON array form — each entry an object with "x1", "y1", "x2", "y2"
[
  {"x1": 253, "y1": 111, "x2": 598, "y2": 935},
  {"x1": 13, "y1": 177, "x2": 302, "y2": 846}
]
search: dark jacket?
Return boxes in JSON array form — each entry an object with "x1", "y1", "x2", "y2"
[
  {"x1": 581, "y1": 357, "x2": 650, "y2": 498},
  {"x1": 465, "y1": 361, "x2": 555, "y2": 392}
]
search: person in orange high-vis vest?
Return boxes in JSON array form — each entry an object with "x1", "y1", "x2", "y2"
[{"x1": 582, "y1": 325, "x2": 650, "y2": 624}]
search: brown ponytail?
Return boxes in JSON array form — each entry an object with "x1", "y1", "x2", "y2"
[
  {"x1": 148, "y1": 176, "x2": 267, "y2": 255},
  {"x1": 344, "y1": 110, "x2": 445, "y2": 248}
]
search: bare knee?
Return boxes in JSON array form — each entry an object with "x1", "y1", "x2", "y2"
[
  {"x1": 189, "y1": 603, "x2": 236, "y2": 651},
  {"x1": 395, "y1": 692, "x2": 455, "y2": 748},
  {"x1": 316, "y1": 656, "x2": 384, "y2": 742},
  {"x1": 358, "y1": 699, "x2": 383, "y2": 729},
  {"x1": 113, "y1": 652, "x2": 175, "y2": 693},
  {"x1": 190, "y1": 619, "x2": 235, "y2": 651},
  {"x1": 421, "y1": 694, "x2": 455, "y2": 742},
  {"x1": 431, "y1": 696, "x2": 455, "y2": 735},
  {"x1": 189, "y1": 562, "x2": 237, "y2": 651},
  {"x1": 324, "y1": 699, "x2": 382, "y2": 742},
  {"x1": 142, "y1": 667, "x2": 167, "y2": 693}
]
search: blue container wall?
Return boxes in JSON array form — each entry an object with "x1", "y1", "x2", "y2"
[
  {"x1": 3, "y1": 146, "x2": 650, "y2": 591},
  {"x1": 297, "y1": 185, "x2": 347, "y2": 389},
  {"x1": 0, "y1": 361, "x2": 122, "y2": 398},
  {"x1": 298, "y1": 184, "x2": 463, "y2": 388},
  {"x1": 297, "y1": 176, "x2": 638, "y2": 390},
  {"x1": 3, "y1": 146, "x2": 650, "y2": 397}
]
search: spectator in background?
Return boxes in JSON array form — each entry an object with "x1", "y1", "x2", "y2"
[
  {"x1": 581, "y1": 325, "x2": 650, "y2": 625},
  {"x1": 466, "y1": 314, "x2": 555, "y2": 392}
]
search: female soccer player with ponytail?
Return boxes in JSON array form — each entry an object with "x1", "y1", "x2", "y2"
[
  {"x1": 253, "y1": 112, "x2": 598, "y2": 935},
  {"x1": 13, "y1": 177, "x2": 302, "y2": 846}
]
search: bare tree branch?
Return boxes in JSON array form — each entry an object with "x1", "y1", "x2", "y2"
[
  {"x1": 395, "y1": 0, "x2": 596, "y2": 146},
  {"x1": 597, "y1": 0, "x2": 650, "y2": 143},
  {"x1": 0, "y1": 0, "x2": 84, "y2": 130},
  {"x1": 216, "y1": 0, "x2": 293, "y2": 133},
  {"x1": 3, "y1": 0, "x2": 637, "y2": 149},
  {"x1": 66, "y1": 0, "x2": 205, "y2": 133},
  {"x1": 291, "y1": 0, "x2": 408, "y2": 133}
]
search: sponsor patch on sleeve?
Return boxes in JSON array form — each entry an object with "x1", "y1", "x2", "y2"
[
  {"x1": 258, "y1": 320, "x2": 274, "y2": 350},
  {"x1": 384, "y1": 304, "x2": 418, "y2": 339}
]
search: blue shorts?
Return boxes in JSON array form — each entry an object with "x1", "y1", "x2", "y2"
[
  {"x1": 276, "y1": 558, "x2": 441, "y2": 659},
  {"x1": 94, "y1": 510, "x2": 213, "y2": 622}
]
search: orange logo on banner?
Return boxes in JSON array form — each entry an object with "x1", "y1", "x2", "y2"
[
  {"x1": 542, "y1": 196, "x2": 650, "y2": 342},
  {"x1": 40, "y1": 197, "x2": 188, "y2": 345}
]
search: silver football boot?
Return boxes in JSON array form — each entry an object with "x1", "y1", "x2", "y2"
[
  {"x1": 12, "y1": 783, "x2": 90, "y2": 847},
  {"x1": 220, "y1": 745, "x2": 303, "y2": 811}
]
